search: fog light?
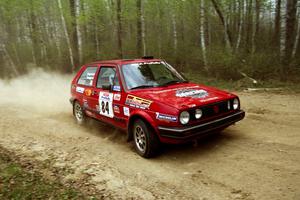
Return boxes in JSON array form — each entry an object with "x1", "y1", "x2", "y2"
[{"x1": 195, "y1": 109, "x2": 202, "y2": 119}]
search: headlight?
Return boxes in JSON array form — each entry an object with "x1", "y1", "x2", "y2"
[
  {"x1": 180, "y1": 111, "x2": 190, "y2": 124},
  {"x1": 195, "y1": 109, "x2": 202, "y2": 119},
  {"x1": 233, "y1": 98, "x2": 239, "y2": 110}
]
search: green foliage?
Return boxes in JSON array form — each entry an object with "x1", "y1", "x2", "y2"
[{"x1": 0, "y1": 0, "x2": 299, "y2": 83}]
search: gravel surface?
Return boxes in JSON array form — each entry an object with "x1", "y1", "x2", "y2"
[{"x1": 0, "y1": 71, "x2": 299, "y2": 199}]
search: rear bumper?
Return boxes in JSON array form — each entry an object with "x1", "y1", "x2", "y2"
[{"x1": 158, "y1": 110, "x2": 245, "y2": 141}]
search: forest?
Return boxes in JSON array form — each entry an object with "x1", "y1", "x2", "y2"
[{"x1": 0, "y1": 0, "x2": 299, "y2": 82}]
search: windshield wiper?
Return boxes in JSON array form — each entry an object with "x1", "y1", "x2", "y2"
[
  {"x1": 162, "y1": 80, "x2": 188, "y2": 86},
  {"x1": 130, "y1": 85, "x2": 155, "y2": 90}
]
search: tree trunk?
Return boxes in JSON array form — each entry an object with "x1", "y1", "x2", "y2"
[
  {"x1": 57, "y1": 0, "x2": 75, "y2": 72},
  {"x1": 285, "y1": 0, "x2": 297, "y2": 63},
  {"x1": 252, "y1": 0, "x2": 260, "y2": 54},
  {"x1": 211, "y1": 0, "x2": 233, "y2": 51},
  {"x1": 29, "y1": 1, "x2": 41, "y2": 66},
  {"x1": 12, "y1": 44, "x2": 21, "y2": 67},
  {"x1": 75, "y1": 0, "x2": 82, "y2": 64},
  {"x1": 245, "y1": 0, "x2": 253, "y2": 53},
  {"x1": 200, "y1": 0, "x2": 207, "y2": 69},
  {"x1": 69, "y1": 0, "x2": 79, "y2": 67},
  {"x1": 141, "y1": 0, "x2": 146, "y2": 56},
  {"x1": 274, "y1": 0, "x2": 281, "y2": 52},
  {"x1": 157, "y1": 2, "x2": 163, "y2": 57},
  {"x1": 80, "y1": 0, "x2": 88, "y2": 45},
  {"x1": 0, "y1": 44, "x2": 19, "y2": 76},
  {"x1": 172, "y1": 12, "x2": 178, "y2": 57},
  {"x1": 95, "y1": 22, "x2": 100, "y2": 59},
  {"x1": 53, "y1": 22, "x2": 62, "y2": 61},
  {"x1": 292, "y1": 2, "x2": 300, "y2": 58},
  {"x1": 280, "y1": 0, "x2": 286, "y2": 61},
  {"x1": 236, "y1": 0, "x2": 245, "y2": 51},
  {"x1": 116, "y1": 0, "x2": 123, "y2": 58},
  {"x1": 137, "y1": 0, "x2": 142, "y2": 57}
]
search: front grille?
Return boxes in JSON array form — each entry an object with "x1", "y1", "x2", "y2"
[
  {"x1": 189, "y1": 100, "x2": 231, "y2": 121},
  {"x1": 159, "y1": 110, "x2": 245, "y2": 139}
]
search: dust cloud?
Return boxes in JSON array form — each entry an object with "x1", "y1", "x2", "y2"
[{"x1": 0, "y1": 69, "x2": 73, "y2": 114}]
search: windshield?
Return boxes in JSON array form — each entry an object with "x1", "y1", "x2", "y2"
[{"x1": 122, "y1": 61, "x2": 187, "y2": 90}]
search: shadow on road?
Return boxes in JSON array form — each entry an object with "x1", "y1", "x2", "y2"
[{"x1": 78, "y1": 116, "x2": 244, "y2": 160}]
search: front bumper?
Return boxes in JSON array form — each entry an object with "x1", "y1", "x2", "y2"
[{"x1": 158, "y1": 110, "x2": 245, "y2": 141}]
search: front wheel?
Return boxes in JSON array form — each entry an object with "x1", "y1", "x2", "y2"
[
  {"x1": 133, "y1": 119, "x2": 160, "y2": 158},
  {"x1": 73, "y1": 101, "x2": 86, "y2": 125}
]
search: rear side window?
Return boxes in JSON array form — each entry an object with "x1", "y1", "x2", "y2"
[
  {"x1": 77, "y1": 67, "x2": 97, "y2": 86},
  {"x1": 97, "y1": 67, "x2": 120, "y2": 88}
]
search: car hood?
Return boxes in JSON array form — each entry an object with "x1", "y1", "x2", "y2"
[{"x1": 128, "y1": 83, "x2": 236, "y2": 110}]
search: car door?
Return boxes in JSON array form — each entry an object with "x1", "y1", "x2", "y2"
[
  {"x1": 75, "y1": 66, "x2": 98, "y2": 109},
  {"x1": 89, "y1": 65, "x2": 126, "y2": 128}
]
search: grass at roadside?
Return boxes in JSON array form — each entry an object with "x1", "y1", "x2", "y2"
[{"x1": 0, "y1": 148, "x2": 86, "y2": 199}]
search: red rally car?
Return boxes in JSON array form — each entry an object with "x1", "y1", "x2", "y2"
[{"x1": 70, "y1": 57, "x2": 245, "y2": 157}]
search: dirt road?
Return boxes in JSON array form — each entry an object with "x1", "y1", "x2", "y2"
[{"x1": 0, "y1": 70, "x2": 299, "y2": 199}]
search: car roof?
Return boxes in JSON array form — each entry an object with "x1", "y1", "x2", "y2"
[{"x1": 86, "y1": 58, "x2": 162, "y2": 67}]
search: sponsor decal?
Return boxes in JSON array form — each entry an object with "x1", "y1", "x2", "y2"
[
  {"x1": 123, "y1": 107, "x2": 130, "y2": 116},
  {"x1": 137, "y1": 61, "x2": 162, "y2": 65},
  {"x1": 113, "y1": 105, "x2": 120, "y2": 114},
  {"x1": 113, "y1": 85, "x2": 121, "y2": 92},
  {"x1": 125, "y1": 95, "x2": 152, "y2": 109},
  {"x1": 156, "y1": 113, "x2": 177, "y2": 122},
  {"x1": 176, "y1": 89, "x2": 208, "y2": 98},
  {"x1": 87, "y1": 72, "x2": 95, "y2": 80},
  {"x1": 84, "y1": 89, "x2": 92, "y2": 96},
  {"x1": 76, "y1": 86, "x2": 85, "y2": 94},
  {"x1": 99, "y1": 92, "x2": 114, "y2": 118},
  {"x1": 113, "y1": 93, "x2": 121, "y2": 101},
  {"x1": 153, "y1": 86, "x2": 200, "y2": 94}
]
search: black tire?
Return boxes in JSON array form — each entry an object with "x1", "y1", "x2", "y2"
[
  {"x1": 73, "y1": 101, "x2": 86, "y2": 125},
  {"x1": 133, "y1": 119, "x2": 160, "y2": 158}
]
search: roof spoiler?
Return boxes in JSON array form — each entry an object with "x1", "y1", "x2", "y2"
[{"x1": 142, "y1": 56, "x2": 154, "y2": 59}]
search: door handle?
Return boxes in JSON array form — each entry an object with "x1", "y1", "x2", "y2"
[{"x1": 92, "y1": 91, "x2": 98, "y2": 95}]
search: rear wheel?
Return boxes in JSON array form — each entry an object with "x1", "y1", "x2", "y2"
[
  {"x1": 73, "y1": 101, "x2": 86, "y2": 125},
  {"x1": 133, "y1": 119, "x2": 160, "y2": 158}
]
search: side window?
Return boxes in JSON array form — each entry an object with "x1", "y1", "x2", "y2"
[
  {"x1": 77, "y1": 67, "x2": 97, "y2": 86},
  {"x1": 97, "y1": 67, "x2": 120, "y2": 89}
]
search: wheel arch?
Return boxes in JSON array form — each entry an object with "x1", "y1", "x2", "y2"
[
  {"x1": 72, "y1": 98, "x2": 79, "y2": 116},
  {"x1": 127, "y1": 112, "x2": 159, "y2": 142}
]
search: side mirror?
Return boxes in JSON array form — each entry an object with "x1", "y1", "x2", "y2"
[{"x1": 102, "y1": 84, "x2": 112, "y2": 91}]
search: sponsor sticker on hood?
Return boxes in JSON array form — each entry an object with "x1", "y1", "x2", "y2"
[
  {"x1": 125, "y1": 95, "x2": 152, "y2": 109},
  {"x1": 176, "y1": 89, "x2": 208, "y2": 98}
]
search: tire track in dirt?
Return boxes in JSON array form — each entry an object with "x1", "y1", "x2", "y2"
[{"x1": 0, "y1": 71, "x2": 299, "y2": 199}]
